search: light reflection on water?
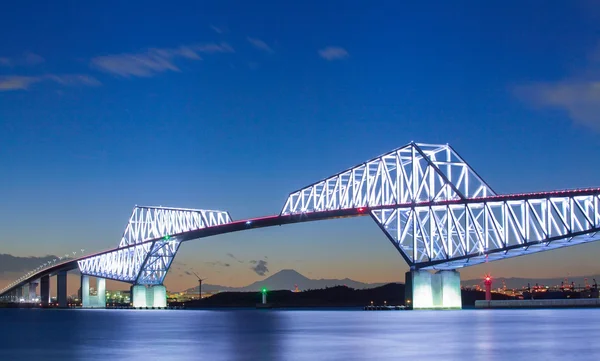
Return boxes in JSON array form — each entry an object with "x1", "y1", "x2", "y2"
[{"x1": 0, "y1": 308, "x2": 599, "y2": 360}]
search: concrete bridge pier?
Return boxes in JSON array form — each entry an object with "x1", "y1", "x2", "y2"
[
  {"x1": 57, "y1": 270, "x2": 68, "y2": 308},
  {"x1": 40, "y1": 275, "x2": 50, "y2": 306},
  {"x1": 6, "y1": 290, "x2": 15, "y2": 302},
  {"x1": 131, "y1": 285, "x2": 167, "y2": 308},
  {"x1": 22, "y1": 284, "x2": 30, "y2": 302},
  {"x1": 28, "y1": 282, "x2": 38, "y2": 302},
  {"x1": 80, "y1": 275, "x2": 106, "y2": 308},
  {"x1": 16, "y1": 286, "x2": 23, "y2": 302},
  {"x1": 405, "y1": 269, "x2": 462, "y2": 309}
]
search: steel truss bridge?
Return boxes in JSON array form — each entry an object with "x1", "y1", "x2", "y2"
[{"x1": 2, "y1": 142, "x2": 600, "y2": 307}]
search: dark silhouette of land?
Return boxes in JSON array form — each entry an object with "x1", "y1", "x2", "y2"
[
  {"x1": 182, "y1": 269, "x2": 386, "y2": 293},
  {"x1": 183, "y1": 283, "x2": 515, "y2": 308},
  {"x1": 181, "y1": 269, "x2": 600, "y2": 295}
]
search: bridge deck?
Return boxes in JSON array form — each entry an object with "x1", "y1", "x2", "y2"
[{"x1": 3, "y1": 188, "x2": 600, "y2": 296}]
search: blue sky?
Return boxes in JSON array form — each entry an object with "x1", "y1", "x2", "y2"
[{"x1": 1, "y1": 1, "x2": 599, "y2": 290}]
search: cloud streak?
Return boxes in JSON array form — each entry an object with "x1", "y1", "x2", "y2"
[
  {"x1": 205, "y1": 261, "x2": 231, "y2": 267},
  {"x1": 23, "y1": 52, "x2": 45, "y2": 66},
  {"x1": 91, "y1": 43, "x2": 234, "y2": 78},
  {"x1": 0, "y1": 74, "x2": 101, "y2": 92},
  {"x1": 0, "y1": 52, "x2": 45, "y2": 67},
  {"x1": 210, "y1": 25, "x2": 224, "y2": 34},
  {"x1": 318, "y1": 46, "x2": 349, "y2": 61},
  {"x1": 515, "y1": 81, "x2": 600, "y2": 130},
  {"x1": 250, "y1": 260, "x2": 269, "y2": 276},
  {"x1": 226, "y1": 252, "x2": 244, "y2": 263},
  {"x1": 247, "y1": 37, "x2": 274, "y2": 53},
  {"x1": 0, "y1": 76, "x2": 42, "y2": 91},
  {"x1": 515, "y1": 44, "x2": 600, "y2": 131}
]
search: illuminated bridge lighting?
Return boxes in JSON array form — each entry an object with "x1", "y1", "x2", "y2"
[{"x1": 1, "y1": 142, "x2": 600, "y2": 298}]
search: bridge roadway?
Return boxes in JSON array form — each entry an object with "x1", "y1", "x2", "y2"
[
  {"x1": 0, "y1": 207, "x2": 371, "y2": 297},
  {"x1": 3, "y1": 186, "x2": 600, "y2": 300}
]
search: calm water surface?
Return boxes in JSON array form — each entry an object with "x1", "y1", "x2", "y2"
[{"x1": 1, "y1": 308, "x2": 599, "y2": 360}]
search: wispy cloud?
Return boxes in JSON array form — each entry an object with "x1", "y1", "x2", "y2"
[
  {"x1": 250, "y1": 260, "x2": 269, "y2": 276},
  {"x1": 515, "y1": 81, "x2": 600, "y2": 130},
  {"x1": 195, "y1": 43, "x2": 234, "y2": 53},
  {"x1": 46, "y1": 74, "x2": 101, "y2": 87},
  {"x1": 0, "y1": 76, "x2": 42, "y2": 91},
  {"x1": 205, "y1": 261, "x2": 231, "y2": 267},
  {"x1": 173, "y1": 260, "x2": 187, "y2": 267},
  {"x1": 91, "y1": 43, "x2": 234, "y2": 78},
  {"x1": 0, "y1": 52, "x2": 45, "y2": 67},
  {"x1": 515, "y1": 44, "x2": 600, "y2": 131},
  {"x1": 210, "y1": 25, "x2": 224, "y2": 34},
  {"x1": 0, "y1": 74, "x2": 100, "y2": 92},
  {"x1": 226, "y1": 252, "x2": 244, "y2": 263},
  {"x1": 23, "y1": 52, "x2": 45, "y2": 66},
  {"x1": 318, "y1": 46, "x2": 349, "y2": 61},
  {"x1": 247, "y1": 37, "x2": 274, "y2": 53}
]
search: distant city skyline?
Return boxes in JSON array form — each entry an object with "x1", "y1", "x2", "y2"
[{"x1": 1, "y1": 1, "x2": 600, "y2": 292}]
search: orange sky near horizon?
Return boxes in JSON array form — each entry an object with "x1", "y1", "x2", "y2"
[{"x1": 2, "y1": 238, "x2": 599, "y2": 296}]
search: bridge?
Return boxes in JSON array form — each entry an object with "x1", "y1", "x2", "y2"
[{"x1": 1, "y1": 142, "x2": 599, "y2": 309}]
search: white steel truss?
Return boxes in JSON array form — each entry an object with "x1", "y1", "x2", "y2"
[
  {"x1": 56, "y1": 142, "x2": 600, "y2": 287},
  {"x1": 119, "y1": 206, "x2": 232, "y2": 247},
  {"x1": 281, "y1": 143, "x2": 495, "y2": 215},
  {"x1": 280, "y1": 142, "x2": 600, "y2": 270},
  {"x1": 372, "y1": 191, "x2": 600, "y2": 269},
  {"x1": 136, "y1": 238, "x2": 182, "y2": 284},
  {"x1": 78, "y1": 206, "x2": 232, "y2": 284},
  {"x1": 78, "y1": 243, "x2": 151, "y2": 282}
]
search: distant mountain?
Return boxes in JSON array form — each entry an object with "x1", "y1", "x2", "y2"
[
  {"x1": 240, "y1": 269, "x2": 311, "y2": 291},
  {"x1": 0, "y1": 254, "x2": 60, "y2": 274},
  {"x1": 462, "y1": 275, "x2": 600, "y2": 290},
  {"x1": 183, "y1": 269, "x2": 387, "y2": 293}
]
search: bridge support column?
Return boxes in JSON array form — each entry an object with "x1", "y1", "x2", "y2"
[
  {"x1": 80, "y1": 275, "x2": 106, "y2": 308},
  {"x1": 405, "y1": 270, "x2": 462, "y2": 309},
  {"x1": 16, "y1": 286, "x2": 23, "y2": 302},
  {"x1": 131, "y1": 285, "x2": 167, "y2": 308},
  {"x1": 40, "y1": 275, "x2": 50, "y2": 306},
  {"x1": 81, "y1": 275, "x2": 90, "y2": 307},
  {"x1": 22, "y1": 284, "x2": 30, "y2": 303},
  {"x1": 97, "y1": 278, "x2": 106, "y2": 307},
  {"x1": 29, "y1": 282, "x2": 38, "y2": 302},
  {"x1": 131, "y1": 285, "x2": 147, "y2": 308},
  {"x1": 150, "y1": 285, "x2": 167, "y2": 308},
  {"x1": 57, "y1": 270, "x2": 68, "y2": 308}
]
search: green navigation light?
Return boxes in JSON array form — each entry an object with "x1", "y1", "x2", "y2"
[{"x1": 262, "y1": 288, "x2": 267, "y2": 293}]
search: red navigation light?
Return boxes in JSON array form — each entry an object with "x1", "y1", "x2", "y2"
[
  {"x1": 357, "y1": 207, "x2": 366, "y2": 213},
  {"x1": 485, "y1": 277, "x2": 491, "y2": 281}
]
